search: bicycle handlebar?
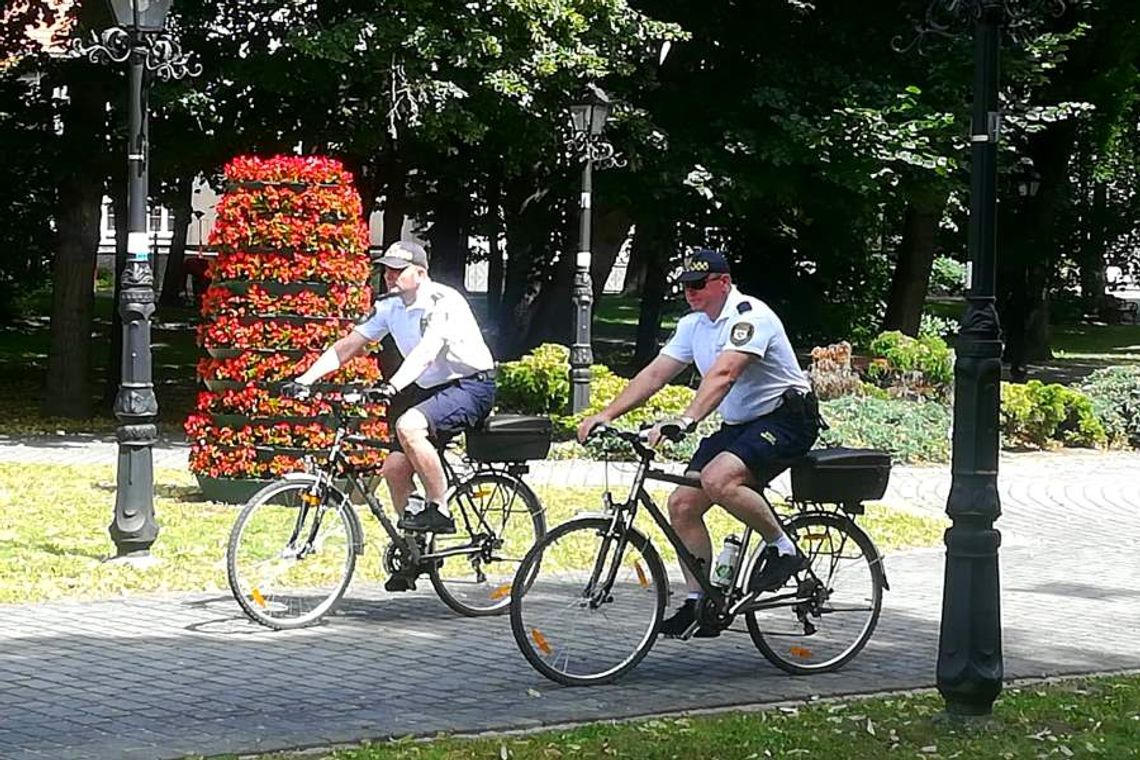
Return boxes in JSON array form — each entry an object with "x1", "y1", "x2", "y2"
[{"x1": 585, "y1": 423, "x2": 656, "y2": 460}]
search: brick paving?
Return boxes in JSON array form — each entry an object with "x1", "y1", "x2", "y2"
[{"x1": 1, "y1": 442, "x2": 1138, "y2": 759}]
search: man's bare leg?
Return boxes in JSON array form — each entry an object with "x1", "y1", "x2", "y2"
[
  {"x1": 380, "y1": 451, "x2": 415, "y2": 516},
  {"x1": 666, "y1": 483, "x2": 715, "y2": 595},
  {"x1": 394, "y1": 409, "x2": 447, "y2": 505},
  {"x1": 699, "y1": 452, "x2": 786, "y2": 541}
]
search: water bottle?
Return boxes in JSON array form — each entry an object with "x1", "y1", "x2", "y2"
[{"x1": 711, "y1": 534, "x2": 742, "y2": 588}]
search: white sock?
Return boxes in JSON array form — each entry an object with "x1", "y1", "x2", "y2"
[
  {"x1": 431, "y1": 500, "x2": 451, "y2": 517},
  {"x1": 774, "y1": 534, "x2": 797, "y2": 557}
]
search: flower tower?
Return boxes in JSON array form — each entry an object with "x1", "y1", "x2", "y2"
[{"x1": 186, "y1": 156, "x2": 385, "y2": 503}]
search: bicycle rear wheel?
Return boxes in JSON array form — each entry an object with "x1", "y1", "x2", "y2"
[
  {"x1": 428, "y1": 473, "x2": 545, "y2": 616},
  {"x1": 227, "y1": 477, "x2": 358, "y2": 630},
  {"x1": 510, "y1": 517, "x2": 668, "y2": 686},
  {"x1": 745, "y1": 511, "x2": 883, "y2": 674}
]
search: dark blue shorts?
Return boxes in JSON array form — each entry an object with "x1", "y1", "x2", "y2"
[
  {"x1": 387, "y1": 375, "x2": 495, "y2": 452},
  {"x1": 687, "y1": 393, "x2": 819, "y2": 485}
]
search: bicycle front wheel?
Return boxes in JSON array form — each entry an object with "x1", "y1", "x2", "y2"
[
  {"x1": 745, "y1": 511, "x2": 884, "y2": 674},
  {"x1": 227, "y1": 477, "x2": 358, "y2": 630},
  {"x1": 429, "y1": 473, "x2": 545, "y2": 616},
  {"x1": 510, "y1": 517, "x2": 668, "y2": 686}
]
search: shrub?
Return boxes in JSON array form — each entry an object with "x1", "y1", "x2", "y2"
[
  {"x1": 918, "y1": 313, "x2": 959, "y2": 342},
  {"x1": 929, "y1": 256, "x2": 966, "y2": 296},
  {"x1": 1080, "y1": 366, "x2": 1140, "y2": 448},
  {"x1": 819, "y1": 395, "x2": 951, "y2": 464},
  {"x1": 495, "y1": 343, "x2": 572, "y2": 417},
  {"x1": 865, "y1": 330, "x2": 954, "y2": 399},
  {"x1": 999, "y1": 381, "x2": 1106, "y2": 450}
]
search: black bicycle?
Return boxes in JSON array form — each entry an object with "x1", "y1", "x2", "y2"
[
  {"x1": 226, "y1": 387, "x2": 551, "y2": 629},
  {"x1": 509, "y1": 424, "x2": 891, "y2": 685}
]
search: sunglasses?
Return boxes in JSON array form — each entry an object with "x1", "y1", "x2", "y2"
[{"x1": 683, "y1": 275, "x2": 721, "y2": 291}]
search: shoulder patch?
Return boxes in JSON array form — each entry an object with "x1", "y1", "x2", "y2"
[
  {"x1": 736, "y1": 301, "x2": 753, "y2": 314},
  {"x1": 730, "y1": 321, "x2": 755, "y2": 346}
]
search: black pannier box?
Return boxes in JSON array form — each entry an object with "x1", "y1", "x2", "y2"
[
  {"x1": 466, "y1": 414, "x2": 553, "y2": 462},
  {"x1": 790, "y1": 447, "x2": 891, "y2": 504}
]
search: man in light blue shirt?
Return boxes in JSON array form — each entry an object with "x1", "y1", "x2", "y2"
[{"x1": 578, "y1": 249, "x2": 819, "y2": 638}]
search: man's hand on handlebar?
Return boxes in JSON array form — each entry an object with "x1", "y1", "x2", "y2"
[
  {"x1": 642, "y1": 415, "x2": 693, "y2": 449},
  {"x1": 577, "y1": 413, "x2": 611, "y2": 444},
  {"x1": 364, "y1": 383, "x2": 397, "y2": 403},
  {"x1": 280, "y1": 380, "x2": 312, "y2": 400}
]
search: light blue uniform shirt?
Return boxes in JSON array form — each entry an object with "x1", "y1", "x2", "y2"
[{"x1": 661, "y1": 287, "x2": 810, "y2": 424}]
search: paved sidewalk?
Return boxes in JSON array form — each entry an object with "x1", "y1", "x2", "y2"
[{"x1": 1, "y1": 444, "x2": 1138, "y2": 760}]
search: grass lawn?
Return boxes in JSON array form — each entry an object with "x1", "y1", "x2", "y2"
[
  {"x1": 238, "y1": 673, "x2": 1140, "y2": 759},
  {"x1": 1052, "y1": 323, "x2": 1140, "y2": 362},
  {"x1": 0, "y1": 462, "x2": 945, "y2": 605}
]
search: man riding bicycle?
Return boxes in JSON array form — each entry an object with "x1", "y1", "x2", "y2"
[
  {"x1": 578, "y1": 249, "x2": 820, "y2": 638},
  {"x1": 285, "y1": 240, "x2": 496, "y2": 589}
]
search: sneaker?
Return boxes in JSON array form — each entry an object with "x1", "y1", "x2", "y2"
[
  {"x1": 752, "y1": 546, "x2": 808, "y2": 592},
  {"x1": 384, "y1": 572, "x2": 416, "y2": 593},
  {"x1": 659, "y1": 598, "x2": 720, "y2": 639},
  {"x1": 399, "y1": 502, "x2": 456, "y2": 534}
]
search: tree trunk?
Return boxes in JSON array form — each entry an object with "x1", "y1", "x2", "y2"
[
  {"x1": 486, "y1": 173, "x2": 504, "y2": 318},
  {"x1": 381, "y1": 157, "x2": 407, "y2": 247},
  {"x1": 497, "y1": 173, "x2": 557, "y2": 357},
  {"x1": 159, "y1": 176, "x2": 195, "y2": 308},
  {"x1": 1079, "y1": 180, "x2": 1107, "y2": 313},
  {"x1": 589, "y1": 207, "x2": 633, "y2": 303},
  {"x1": 633, "y1": 216, "x2": 674, "y2": 369},
  {"x1": 882, "y1": 188, "x2": 948, "y2": 336},
  {"x1": 621, "y1": 228, "x2": 648, "y2": 297},
  {"x1": 427, "y1": 180, "x2": 468, "y2": 290},
  {"x1": 44, "y1": 64, "x2": 107, "y2": 419}
]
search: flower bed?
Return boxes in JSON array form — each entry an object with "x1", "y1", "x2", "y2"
[{"x1": 185, "y1": 156, "x2": 384, "y2": 502}]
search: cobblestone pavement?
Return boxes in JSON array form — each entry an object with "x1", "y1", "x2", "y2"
[{"x1": 1, "y1": 442, "x2": 1138, "y2": 760}]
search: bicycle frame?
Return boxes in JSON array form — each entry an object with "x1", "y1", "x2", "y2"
[
  {"x1": 294, "y1": 400, "x2": 534, "y2": 569},
  {"x1": 586, "y1": 428, "x2": 819, "y2": 625}
]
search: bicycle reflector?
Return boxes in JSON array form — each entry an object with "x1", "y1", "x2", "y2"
[
  {"x1": 531, "y1": 627, "x2": 553, "y2": 656},
  {"x1": 250, "y1": 588, "x2": 268, "y2": 608},
  {"x1": 789, "y1": 645, "x2": 813, "y2": 660},
  {"x1": 490, "y1": 584, "x2": 511, "y2": 600},
  {"x1": 633, "y1": 560, "x2": 649, "y2": 589}
]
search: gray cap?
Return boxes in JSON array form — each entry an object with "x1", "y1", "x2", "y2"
[{"x1": 376, "y1": 240, "x2": 429, "y2": 270}]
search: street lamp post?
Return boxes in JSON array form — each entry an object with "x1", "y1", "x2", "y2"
[
  {"x1": 74, "y1": 0, "x2": 198, "y2": 559},
  {"x1": 937, "y1": 0, "x2": 1006, "y2": 717},
  {"x1": 567, "y1": 84, "x2": 622, "y2": 413}
]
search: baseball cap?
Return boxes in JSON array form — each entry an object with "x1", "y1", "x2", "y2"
[
  {"x1": 376, "y1": 240, "x2": 429, "y2": 270},
  {"x1": 679, "y1": 249, "x2": 731, "y2": 282}
]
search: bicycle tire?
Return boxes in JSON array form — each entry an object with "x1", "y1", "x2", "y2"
[
  {"x1": 745, "y1": 511, "x2": 884, "y2": 674},
  {"x1": 226, "y1": 476, "x2": 358, "y2": 630},
  {"x1": 510, "y1": 517, "x2": 668, "y2": 686},
  {"x1": 428, "y1": 473, "x2": 545, "y2": 617}
]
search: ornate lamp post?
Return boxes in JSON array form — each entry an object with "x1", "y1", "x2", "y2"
[
  {"x1": 74, "y1": 0, "x2": 198, "y2": 559},
  {"x1": 567, "y1": 84, "x2": 623, "y2": 413},
  {"x1": 900, "y1": 0, "x2": 1065, "y2": 717}
]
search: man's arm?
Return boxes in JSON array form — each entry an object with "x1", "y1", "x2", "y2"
[
  {"x1": 295, "y1": 330, "x2": 370, "y2": 385},
  {"x1": 680, "y1": 349, "x2": 754, "y2": 424},
  {"x1": 576, "y1": 354, "x2": 688, "y2": 441}
]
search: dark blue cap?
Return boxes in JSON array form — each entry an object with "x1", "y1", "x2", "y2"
[{"x1": 679, "y1": 249, "x2": 731, "y2": 282}]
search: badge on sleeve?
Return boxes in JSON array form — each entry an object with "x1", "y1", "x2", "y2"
[{"x1": 730, "y1": 321, "x2": 754, "y2": 346}]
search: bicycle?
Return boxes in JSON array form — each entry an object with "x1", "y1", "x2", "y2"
[
  {"x1": 509, "y1": 423, "x2": 891, "y2": 686},
  {"x1": 226, "y1": 386, "x2": 551, "y2": 629}
]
